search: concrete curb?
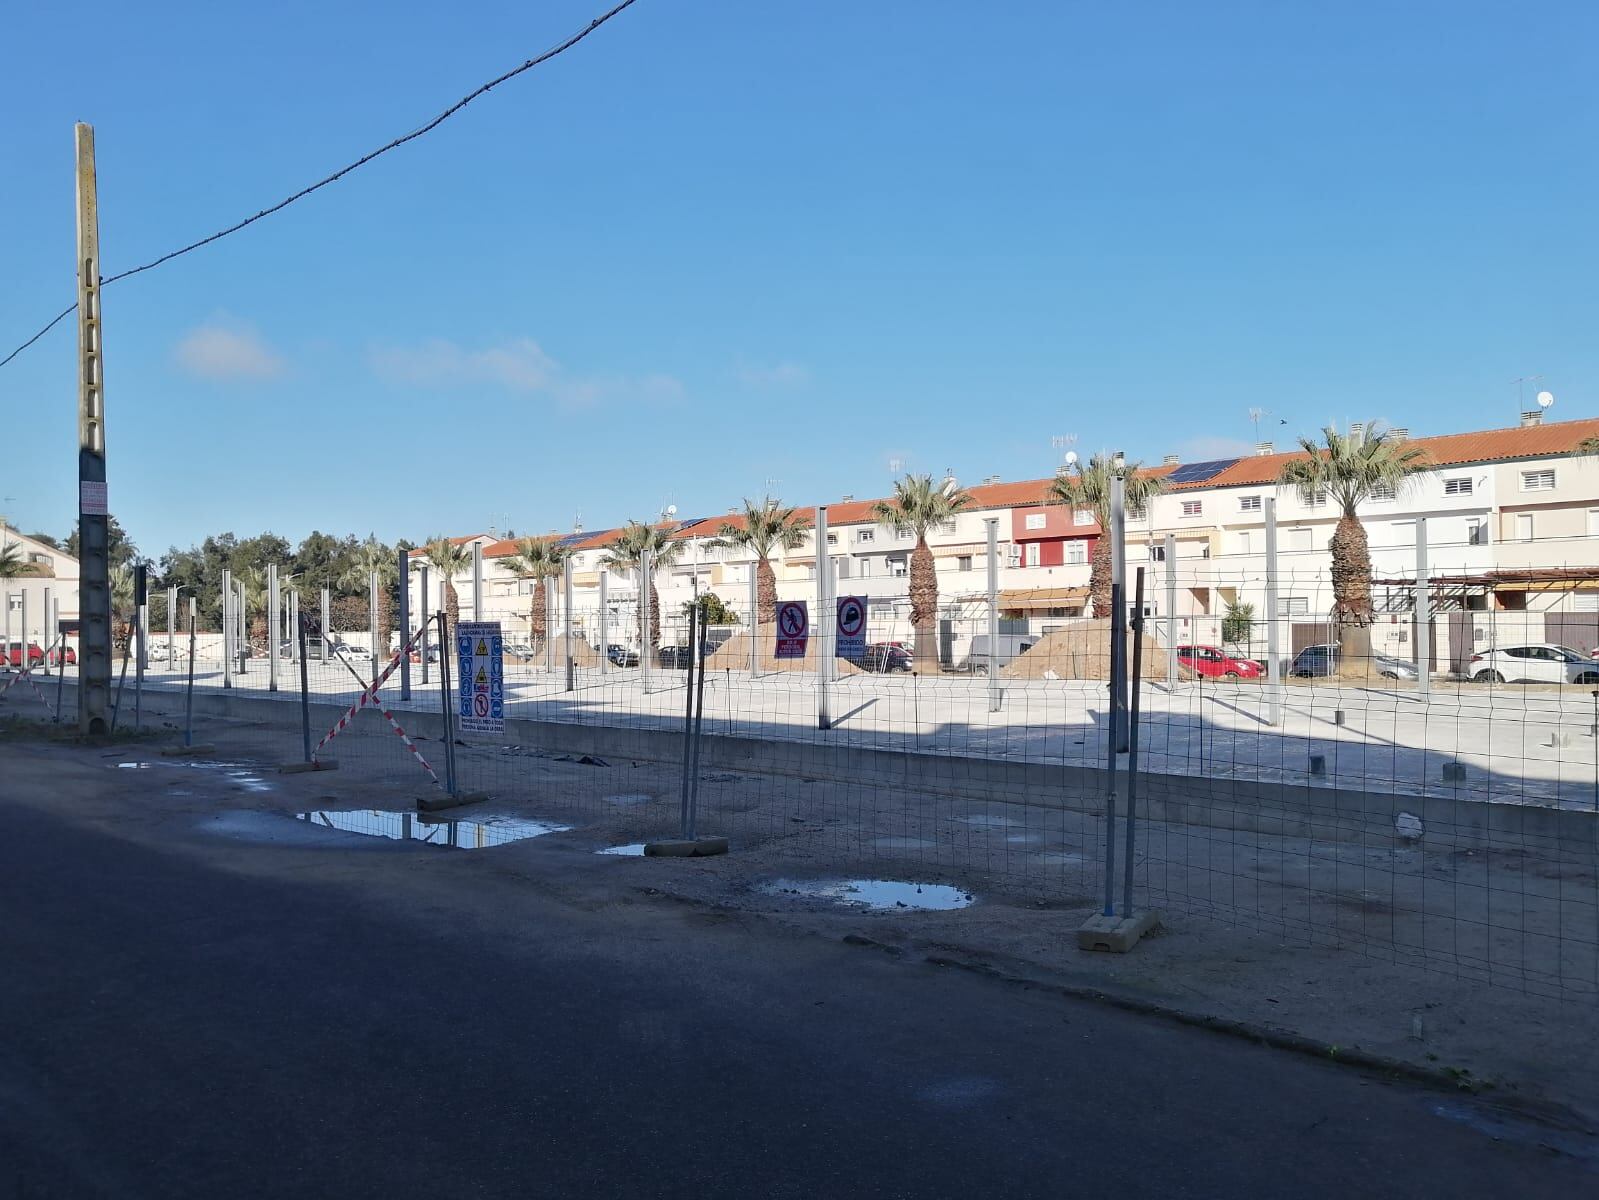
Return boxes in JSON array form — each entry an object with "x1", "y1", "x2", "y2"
[
  {"x1": 160, "y1": 744, "x2": 217, "y2": 757},
  {"x1": 644, "y1": 836, "x2": 730, "y2": 858},
  {"x1": 418, "y1": 791, "x2": 490, "y2": 814},
  {"x1": 277, "y1": 759, "x2": 339, "y2": 774}
]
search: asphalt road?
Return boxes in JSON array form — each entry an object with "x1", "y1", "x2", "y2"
[{"x1": 0, "y1": 759, "x2": 1589, "y2": 1198}]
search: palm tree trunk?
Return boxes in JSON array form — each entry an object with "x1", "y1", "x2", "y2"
[
  {"x1": 649, "y1": 580, "x2": 662, "y2": 654},
  {"x1": 531, "y1": 577, "x2": 548, "y2": 646},
  {"x1": 757, "y1": 556, "x2": 777, "y2": 624},
  {"x1": 444, "y1": 581, "x2": 460, "y2": 632},
  {"x1": 1089, "y1": 535, "x2": 1113, "y2": 618},
  {"x1": 909, "y1": 538, "x2": 938, "y2": 669},
  {"x1": 1330, "y1": 512, "x2": 1374, "y2": 677}
]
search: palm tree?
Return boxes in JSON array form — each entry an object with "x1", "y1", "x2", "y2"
[
  {"x1": 871, "y1": 474, "x2": 973, "y2": 669},
  {"x1": 1048, "y1": 454, "x2": 1167, "y2": 618},
  {"x1": 601, "y1": 521, "x2": 684, "y2": 654},
  {"x1": 0, "y1": 542, "x2": 38, "y2": 580},
  {"x1": 109, "y1": 564, "x2": 137, "y2": 653},
  {"x1": 710, "y1": 497, "x2": 810, "y2": 624},
  {"x1": 1278, "y1": 422, "x2": 1428, "y2": 676},
  {"x1": 418, "y1": 536, "x2": 472, "y2": 631},
  {"x1": 502, "y1": 536, "x2": 569, "y2": 646},
  {"x1": 1578, "y1": 435, "x2": 1599, "y2": 457},
  {"x1": 235, "y1": 565, "x2": 269, "y2": 651},
  {"x1": 341, "y1": 537, "x2": 398, "y2": 657}
]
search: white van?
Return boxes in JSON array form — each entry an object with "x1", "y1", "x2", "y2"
[{"x1": 962, "y1": 633, "x2": 1037, "y2": 675}]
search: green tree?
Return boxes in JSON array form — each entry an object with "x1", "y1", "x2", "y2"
[
  {"x1": 1578, "y1": 435, "x2": 1599, "y2": 457},
  {"x1": 25, "y1": 532, "x2": 60, "y2": 550},
  {"x1": 502, "y1": 536, "x2": 570, "y2": 645},
  {"x1": 1047, "y1": 454, "x2": 1167, "y2": 618},
  {"x1": 601, "y1": 521, "x2": 684, "y2": 653},
  {"x1": 682, "y1": 591, "x2": 741, "y2": 628},
  {"x1": 418, "y1": 536, "x2": 471, "y2": 631},
  {"x1": 109, "y1": 563, "x2": 137, "y2": 652},
  {"x1": 66, "y1": 513, "x2": 139, "y2": 571},
  {"x1": 871, "y1": 474, "x2": 973, "y2": 669},
  {"x1": 341, "y1": 537, "x2": 398, "y2": 656},
  {"x1": 710, "y1": 497, "x2": 809, "y2": 624},
  {"x1": 1278, "y1": 422, "x2": 1428, "y2": 675},
  {"x1": 1222, "y1": 600, "x2": 1255, "y2": 646},
  {"x1": 0, "y1": 543, "x2": 38, "y2": 580}
]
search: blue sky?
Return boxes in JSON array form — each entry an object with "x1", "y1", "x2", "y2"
[{"x1": 3, "y1": 1, "x2": 1596, "y2": 555}]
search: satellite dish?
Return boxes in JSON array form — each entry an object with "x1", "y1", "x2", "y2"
[
  {"x1": 665, "y1": 504, "x2": 678, "y2": 518},
  {"x1": 1537, "y1": 390, "x2": 1555, "y2": 409},
  {"x1": 1064, "y1": 451, "x2": 1079, "y2": 467}
]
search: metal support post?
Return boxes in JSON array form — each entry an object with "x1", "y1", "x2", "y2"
[
  {"x1": 563, "y1": 556, "x2": 575, "y2": 692},
  {"x1": 297, "y1": 610, "x2": 312, "y2": 762},
  {"x1": 544, "y1": 573, "x2": 556, "y2": 675},
  {"x1": 1109, "y1": 474, "x2": 1128, "y2": 753},
  {"x1": 75, "y1": 123, "x2": 112, "y2": 735},
  {"x1": 221, "y1": 569, "x2": 234, "y2": 689},
  {"x1": 816, "y1": 505, "x2": 831, "y2": 730},
  {"x1": 1102, "y1": 473, "x2": 1126, "y2": 916},
  {"x1": 368, "y1": 569, "x2": 380, "y2": 681},
  {"x1": 435, "y1": 611, "x2": 458, "y2": 797},
  {"x1": 679, "y1": 586, "x2": 698, "y2": 835},
  {"x1": 54, "y1": 609, "x2": 67, "y2": 721},
  {"x1": 319, "y1": 587, "x2": 331, "y2": 663},
  {"x1": 1264, "y1": 496, "x2": 1282, "y2": 727},
  {"x1": 2, "y1": 591, "x2": 11, "y2": 673},
  {"x1": 398, "y1": 552, "x2": 412, "y2": 701},
  {"x1": 1123, "y1": 567, "x2": 1147, "y2": 916},
  {"x1": 184, "y1": 609, "x2": 197, "y2": 748},
  {"x1": 1165, "y1": 533, "x2": 1178, "y2": 691},
  {"x1": 599, "y1": 572, "x2": 610, "y2": 674},
  {"x1": 267, "y1": 563, "x2": 280, "y2": 691},
  {"x1": 19, "y1": 591, "x2": 29, "y2": 684},
  {"x1": 166, "y1": 586, "x2": 176, "y2": 674},
  {"x1": 236, "y1": 581, "x2": 247, "y2": 673},
  {"x1": 748, "y1": 563, "x2": 759, "y2": 678},
  {"x1": 985, "y1": 516, "x2": 1000, "y2": 712},
  {"x1": 132, "y1": 563, "x2": 145, "y2": 728},
  {"x1": 1414, "y1": 517, "x2": 1430, "y2": 698},
  {"x1": 39, "y1": 587, "x2": 52, "y2": 681},
  {"x1": 640, "y1": 551, "x2": 653, "y2": 692},
  {"x1": 471, "y1": 542, "x2": 483, "y2": 622},
  {"x1": 419, "y1": 568, "x2": 431, "y2": 685},
  {"x1": 687, "y1": 593, "x2": 710, "y2": 840}
]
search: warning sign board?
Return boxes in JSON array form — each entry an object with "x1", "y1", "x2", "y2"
[
  {"x1": 836, "y1": 595, "x2": 866, "y2": 660},
  {"x1": 455, "y1": 621, "x2": 504, "y2": 735},
  {"x1": 774, "y1": 600, "x2": 809, "y2": 660}
]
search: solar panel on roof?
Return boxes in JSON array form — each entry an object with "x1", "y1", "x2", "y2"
[
  {"x1": 674, "y1": 518, "x2": 707, "y2": 531},
  {"x1": 1165, "y1": 458, "x2": 1240, "y2": 485}
]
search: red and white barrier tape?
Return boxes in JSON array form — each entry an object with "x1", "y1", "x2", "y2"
[{"x1": 311, "y1": 623, "x2": 440, "y2": 786}]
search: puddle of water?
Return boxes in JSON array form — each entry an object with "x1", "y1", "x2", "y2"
[
  {"x1": 296, "y1": 810, "x2": 569, "y2": 849},
  {"x1": 597, "y1": 843, "x2": 647, "y2": 856},
  {"x1": 604, "y1": 794, "x2": 654, "y2": 807},
  {"x1": 956, "y1": 815, "x2": 1019, "y2": 829},
  {"x1": 760, "y1": 878, "x2": 974, "y2": 911},
  {"x1": 874, "y1": 836, "x2": 938, "y2": 851},
  {"x1": 1005, "y1": 834, "x2": 1044, "y2": 847},
  {"x1": 1431, "y1": 1100, "x2": 1599, "y2": 1167},
  {"x1": 1039, "y1": 851, "x2": 1088, "y2": 867},
  {"x1": 115, "y1": 762, "x2": 152, "y2": 769}
]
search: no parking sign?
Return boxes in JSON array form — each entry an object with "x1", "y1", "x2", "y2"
[
  {"x1": 836, "y1": 595, "x2": 866, "y2": 659},
  {"x1": 774, "y1": 601, "x2": 809, "y2": 660}
]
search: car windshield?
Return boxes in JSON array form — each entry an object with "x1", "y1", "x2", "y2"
[{"x1": 1556, "y1": 646, "x2": 1587, "y2": 663}]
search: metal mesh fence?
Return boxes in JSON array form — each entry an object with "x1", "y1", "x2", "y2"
[{"x1": 37, "y1": 533, "x2": 1599, "y2": 1004}]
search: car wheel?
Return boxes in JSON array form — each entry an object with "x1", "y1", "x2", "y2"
[
  {"x1": 1577, "y1": 672, "x2": 1599, "y2": 685},
  {"x1": 1473, "y1": 670, "x2": 1504, "y2": 683},
  {"x1": 1380, "y1": 670, "x2": 1398, "y2": 679},
  {"x1": 972, "y1": 663, "x2": 989, "y2": 676},
  {"x1": 1223, "y1": 671, "x2": 1240, "y2": 681}
]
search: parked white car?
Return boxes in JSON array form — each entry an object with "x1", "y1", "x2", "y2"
[{"x1": 1468, "y1": 644, "x2": 1599, "y2": 685}]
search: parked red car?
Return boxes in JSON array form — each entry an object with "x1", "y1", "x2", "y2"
[
  {"x1": 1175, "y1": 644, "x2": 1261, "y2": 680},
  {"x1": 3, "y1": 641, "x2": 45, "y2": 668},
  {"x1": 49, "y1": 644, "x2": 77, "y2": 666}
]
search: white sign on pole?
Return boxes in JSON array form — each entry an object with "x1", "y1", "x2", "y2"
[
  {"x1": 836, "y1": 595, "x2": 866, "y2": 660},
  {"x1": 456, "y1": 620, "x2": 504, "y2": 734}
]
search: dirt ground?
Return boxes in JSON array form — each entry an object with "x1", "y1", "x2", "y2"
[{"x1": 6, "y1": 696, "x2": 1596, "y2": 1132}]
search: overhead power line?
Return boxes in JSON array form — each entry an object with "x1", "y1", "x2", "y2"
[{"x1": 0, "y1": 0, "x2": 640, "y2": 372}]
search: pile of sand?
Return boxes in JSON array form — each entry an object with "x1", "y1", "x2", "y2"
[
  {"x1": 1001, "y1": 620, "x2": 1169, "y2": 681},
  {"x1": 702, "y1": 626, "x2": 864, "y2": 676}
]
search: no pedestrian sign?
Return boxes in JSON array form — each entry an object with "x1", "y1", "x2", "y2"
[
  {"x1": 774, "y1": 600, "x2": 809, "y2": 660},
  {"x1": 456, "y1": 620, "x2": 504, "y2": 735}
]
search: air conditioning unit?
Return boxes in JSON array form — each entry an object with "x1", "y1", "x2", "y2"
[{"x1": 1006, "y1": 545, "x2": 1022, "y2": 566}]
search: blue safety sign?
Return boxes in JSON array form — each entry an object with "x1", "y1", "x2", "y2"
[{"x1": 456, "y1": 621, "x2": 505, "y2": 734}]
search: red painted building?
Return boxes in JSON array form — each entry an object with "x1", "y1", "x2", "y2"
[{"x1": 1009, "y1": 503, "x2": 1098, "y2": 569}]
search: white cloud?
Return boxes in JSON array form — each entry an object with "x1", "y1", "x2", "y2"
[
  {"x1": 371, "y1": 337, "x2": 682, "y2": 411},
  {"x1": 174, "y1": 322, "x2": 284, "y2": 380},
  {"x1": 732, "y1": 360, "x2": 808, "y2": 389}
]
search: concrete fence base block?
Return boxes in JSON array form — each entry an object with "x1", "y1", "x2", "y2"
[
  {"x1": 417, "y1": 790, "x2": 490, "y2": 814},
  {"x1": 1547, "y1": 733, "x2": 1572, "y2": 749},
  {"x1": 1334, "y1": 710, "x2": 1346, "y2": 726},
  {"x1": 277, "y1": 759, "x2": 339, "y2": 774},
  {"x1": 1077, "y1": 909, "x2": 1162, "y2": 954},
  {"x1": 1441, "y1": 762, "x2": 1467, "y2": 783},
  {"x1": 1308, "y1": 754, "x2": 1327, "y2": 777},
  {"x1": 160, "y1": 744, "x2": 217, "y2": 757},
  {"x1": 644, "y1": 835, "x2": 730, "y2": 858}
]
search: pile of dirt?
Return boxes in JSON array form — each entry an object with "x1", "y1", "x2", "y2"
[
  {"x1": 703, "y1": 626, "x2": 863, "y2": 676},
  {"x1": 1000, "y1": 620, "x2": 1169, "y2": 681}
]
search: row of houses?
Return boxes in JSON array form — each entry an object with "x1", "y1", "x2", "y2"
[{"x1": 405, "y1": 413, "x2": 1599, "y2": 668}]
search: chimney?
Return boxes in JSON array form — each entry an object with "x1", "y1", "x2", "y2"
[
  {"x1": 841, "y1": 494, "x2": 853, "y2": 502},
  {"x1": 1521, "y1": 410, "x2": 1544, "y2": 428},
  {"x1": 1256, "y1": 441, "x2": 1274, "y2": 456},
  {"x1": 1162, "y1": 454, "x2": 1180, "y2": 466}
]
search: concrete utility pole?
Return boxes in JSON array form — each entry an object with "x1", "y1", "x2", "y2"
[{"x1": 75, "y1": 123, "x2": 111, "y2": 733}]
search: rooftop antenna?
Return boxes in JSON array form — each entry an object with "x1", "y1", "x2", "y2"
[
  {"x1": 1512, "y1": 375, "x2": 1545, "y2": 419},
  {"x1": 1050, "y1": 433, "x2": 1078, "y2": 467},
  {"x1": 573, "y1": 509, "x2": 583, "y2": 535},
  {"x1": 1248, "y1": 407, "x2": 1271, "y2": 441}
]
